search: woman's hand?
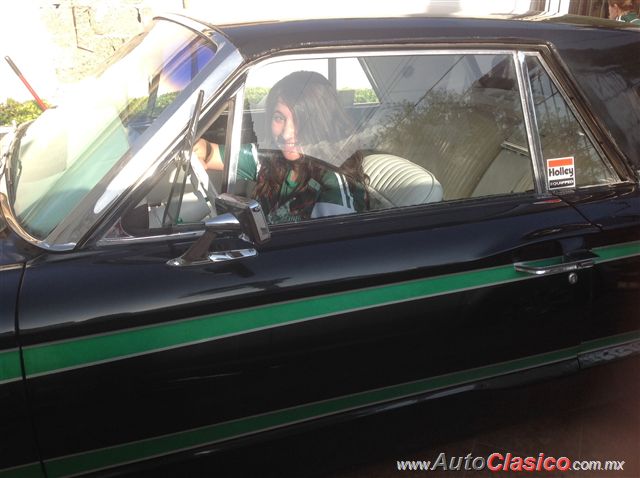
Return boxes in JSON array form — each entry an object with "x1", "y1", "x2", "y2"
[{"x1": 193, "y1": 138, "x2": 223, "y2": 171}]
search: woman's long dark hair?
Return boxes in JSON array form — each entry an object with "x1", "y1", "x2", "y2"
[{"x1": 254, "y1": 71, "x2": 366, "y2": 204}]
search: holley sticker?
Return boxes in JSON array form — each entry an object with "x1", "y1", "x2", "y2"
[{"x1": 547, "y1": 157, "x2": 575, "y2": 189}]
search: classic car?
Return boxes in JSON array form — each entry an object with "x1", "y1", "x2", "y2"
[{"x1": 1, "y1": 8, "x2": 639, "y2": 478}]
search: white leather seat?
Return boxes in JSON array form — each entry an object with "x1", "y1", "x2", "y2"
[{"x1": 363, "y1": 154, "x2": 443, "y2": 209}]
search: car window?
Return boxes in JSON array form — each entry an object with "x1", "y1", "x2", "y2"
[
  {"x1": 11, "y1": 20, "x2": 217, "y2": 240},
  {"x1": 525, "y1": 56, "x2": 619, "y2": 190},
  {"x1": 336, "y1": 57, "x2": 380, "y2": 106},
  {"x1": 233, "y1": 52, "x2": 535, "y2": 224},
  {"x1": 107, "y1": 50, "x2": 624, "y2": 239},
  {"x1": 106, "y1": 104, "x2": 230, "y2": 238}
]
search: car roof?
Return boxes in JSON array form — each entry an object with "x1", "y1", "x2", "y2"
[
  {"x1": 197, "y1": 13, "x2": 638, "y2": 173},
  {"x1": 175, "y1": 12, "x2": 639, "y2": 62},
  {"x1": 164, "y1": 10, "x2": 640, "y2": 171}
]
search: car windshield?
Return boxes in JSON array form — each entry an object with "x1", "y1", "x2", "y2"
[{"x1": 8, "y1": 20, "x2": 216, "y2": 240}]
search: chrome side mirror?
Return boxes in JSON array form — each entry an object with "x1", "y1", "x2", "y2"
[{"x1": 167, "y1": 193, "x2": 270, "y2": 267}]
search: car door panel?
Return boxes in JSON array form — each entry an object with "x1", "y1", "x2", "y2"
[
  {"x1": 0, "y1": 262, "x2": 44, "y2": 477},
  {"x1": 558, "y1": 185, "x2": 640, "y2": 359},
  {"x1": 265, "y1": 198, "x2": 595, "y2": 406},
  {"x1": 16, "y1": 194, "x2": 599, "y2": 475}
]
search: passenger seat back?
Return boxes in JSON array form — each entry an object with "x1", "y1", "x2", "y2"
[{"x1": 363, "y1": 154, "x2": 443, "y2": 209}]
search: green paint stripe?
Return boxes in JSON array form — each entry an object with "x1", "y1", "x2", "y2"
[
  {"x1": 22, "y1": 264, "x2": 528, "y2": 378},
  {"x1": 0, "y1": 463, "x2": 42, "y2": 478},
  {"x1": 0, "y1": 349, "x2": 22, "y2": 383},
  {"x1": 45, "y1": 345, "x2": 579, "y2": 478},
  {"x1": 5, "y1": 331, "x2": 639, "y2": 478},
  {"x1": 580, "y1": 329, "x2": 640, "y2": 353},
  {"x1": 15, "y1": 240, "x2": 640, "y2": 380},
  {"x1": 593, "y1": 240, "x2": 640, "y2": 263}
]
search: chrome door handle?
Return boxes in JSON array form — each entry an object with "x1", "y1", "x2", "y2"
[{"x1": 514, "y1": 251, "x2": 597, "y2": 276}]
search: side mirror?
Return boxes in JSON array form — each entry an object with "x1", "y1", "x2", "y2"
[
  {"x1": 167, "y1": 193, "x2": 270, "y2": 267},
  {"x1": 215, "y1": 193, "x2": 270, "y2": 245}
]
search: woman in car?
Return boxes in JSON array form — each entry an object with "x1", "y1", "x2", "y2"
[
  {"x1": 194, "y1": 70, "x2": 368, "y2": 224},
  {"x1": 608, "y1": 0, "x2": 640, "y2": 23}
]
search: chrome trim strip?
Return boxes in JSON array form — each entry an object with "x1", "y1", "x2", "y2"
[
  {"x1": 227, "y1": 86, "x2": 246, "y2": 195},
  {"x1": 0, "y1": 193, "x2": 76, "y2": 251},
  {"x1": 514, "y1": 257, "x2": 595, "y2": 276},
  {"x1": 97, "y1": 229, "x2": 204, "y2": 247},
  {"x1": 515, "y1": 51, "x2": 547, "y2": 195},
  {"x1": 153, "y1": 13, "x2": 218, "y2": 38},
  {"x1": 246, "y1": 48, "x2": 522, "y2": 68}
]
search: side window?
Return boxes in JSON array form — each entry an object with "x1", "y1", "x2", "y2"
[
  {"x1": 107, "y1": 104, "x2": 230, "y2": 238},
  {"x1": 235, "y1": 52, "x2": 535, "y2": 225},
  {"x1": 365, "y1": 54, "x2": 534, "y2": 202},
  {"x1": 336, "y1": 58, "x2": 380, "y2": 106},
  {"x1": 526, "y1": 56, "x2": 618, "y2": 189}
]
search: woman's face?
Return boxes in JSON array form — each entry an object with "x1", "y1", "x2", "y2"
[
  {"x1": 271, "y1": 101, "x2": 301, "y2": 161},
  {"x1": 609, "y1": 3, "x2": 621, "y2": 18}
]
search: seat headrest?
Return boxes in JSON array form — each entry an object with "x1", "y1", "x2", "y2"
[{"x1": 363, "y1": 154, "x2": 443, "y2": 208}]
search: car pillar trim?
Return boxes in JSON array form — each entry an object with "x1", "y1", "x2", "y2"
[
  {"x1": 515, "y1": 51, "x2": 546, "y2": 195},
  {"x1": 7, "y1": 240, "x2": 640, "y2": 384}
]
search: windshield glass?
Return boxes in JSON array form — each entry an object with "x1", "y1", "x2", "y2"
[{"x1": 9, "y1": 20, "x2": 216, "y2": 239}]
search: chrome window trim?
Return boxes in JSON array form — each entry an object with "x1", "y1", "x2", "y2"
[
  {"x1": 228, "y1": 47, "x2": 531, "y2": 194},
  {"x1": 97, "y1": 229, "x2": 205, "y2": 247},
  {"x1": 515, "y1": 51, "x2": 547, "y2": 195},
  {"x1": 153, "y1": 13, "x2": 218, "y2": 39},
  {"x1": 33, "y1": 25, "x2": 243, "y2": 251},
  {"x1": 227, "y1": 86, "x2": 246, "y2": 195},
  {"x1": 243, "y1": 48, "x2": 524, "y2": 68},
  {"x1": 0, "y1": 193, "x2": 75, "y2": 252},
  {"x1": 358, "y1": 57, "x2": 382, "y2": 103}
]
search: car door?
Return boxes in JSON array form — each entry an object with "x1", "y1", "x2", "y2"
[
  {"x1": 0, "y1": 243, "x2": 43, "y2": 477},
  {"x1": 519, "y1": 55, "x2": 640, "y2": 364},
  {"x1": 15, "y1": 48, "x2": 603, "y2": 477}
]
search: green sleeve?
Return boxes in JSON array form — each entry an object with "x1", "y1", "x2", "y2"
[
  {"x1": 323, "y1": 170, "x2": 367, "y2": 212},
  {"x1": 218, "y1": 144, "x2": 259, "y2": 181}
]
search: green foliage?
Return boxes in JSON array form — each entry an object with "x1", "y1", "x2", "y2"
[
  {"x1": 353, "y1": 88, "x2": 378, "y2": 104},
  {"x1": 0, "y1": 98, "x2": 46, "y2": 126},
  {"x1": 120, "y1": 91, "x2": 180, "y2": 124},
  {"x1": 245, "y1": 87, "x2": 270, "y2": 107},
  {"x1": 374, "y1": 90, "x2": 468, "y2": 157},
  {"x1": 244, "y1": 87, "x2": 379, "y2": 107}
]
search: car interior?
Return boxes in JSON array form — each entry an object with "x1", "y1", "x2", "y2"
[{"x1": 119, "y1": 50, "x2": 618, "y2": 237}]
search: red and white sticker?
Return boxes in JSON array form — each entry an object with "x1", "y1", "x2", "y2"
[{"x1": 547, "y1": 157, "x2": 575, "y2": 189}]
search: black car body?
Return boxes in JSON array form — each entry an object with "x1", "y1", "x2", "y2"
[{"x1": 0, "y1": 10, "x2": 639, "y2": 478}]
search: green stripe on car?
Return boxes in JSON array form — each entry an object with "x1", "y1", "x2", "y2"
[
  {"x1": 0, "y1": 349, "x2": 22, "y2": 384},
  {"x1": 2, "y1": 330, "x2": 638, "y2": 478},
  {"x1": 7, "y1": 239, "x2": 640, "y2": 381}
]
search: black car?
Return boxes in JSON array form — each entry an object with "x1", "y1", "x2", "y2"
[{"x1": 1, "y1": 10, "x2": 639, "y2": 478}]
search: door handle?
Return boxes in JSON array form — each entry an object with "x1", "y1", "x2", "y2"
[{"x1": 514, "y1": 250, "x2": 598, "y2": 276}]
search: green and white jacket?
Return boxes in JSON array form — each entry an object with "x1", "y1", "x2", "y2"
[
  {"x1": 235, "y1": 144, "x2": 367, "y2": 224},
  {"x1": 618, "y1": 12, "x2": 640, "y2": 24}
]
